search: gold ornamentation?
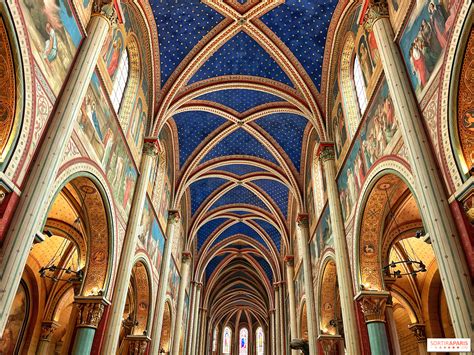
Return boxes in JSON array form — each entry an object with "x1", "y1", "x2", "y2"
[
  {"x1": 363, "y1": 0, "x2": 389, "y2": 31},
  {"x1": 75, "y1": 297, "x2": 109, "y2": 328},
  {"x1": 143, "y1": 138, "x2": 160, "y2": 157},
  {"x1": 408, "y1": 323, "x2": 427, "y2": 343},
  {"x1": 319, "y1": 144, "x2": 335, "y2": 162},
  {"x1": 40, "y1": 321, "x2": 60, "y2": 341},
  {"x1": 356, "y1": 291, "x2": 390, "y2": 323},
  {"x1": 126, "y1": 335, "x2": 150, "y2": 355},
  {"x1": 296, "y1": 213, "x2": 309, "y2": 227},
  {"x1": 92, "y1": 1, "x2": 118, "y2": 25},
  {"x1": 284, "y1": 255, "x2": 294, "y2": 266}
]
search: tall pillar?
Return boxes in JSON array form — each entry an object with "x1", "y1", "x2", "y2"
[
  {"x1": 408, "y1": 323, "x2": 428, "y2": 355},
  {"x1": 355, "y1": 291, "x2": 390, "y2": 355},
  {"x1": 319, "y1": 145, "x2": 361, "y2": 355},
  {"x1": 273, "y1": 285, "x2": 281, "y2": 355},
  {"x1": 189, "y1": 283, "x2": 203, "y2": 355},
  {"x1": 295, "y1": 214, "x2": 317, "y2": 355},
  {"x1": 383, "y1": 288, "x2": 401, "y2": 355},
  {"x1": 284, "y1": 256, "x2": 298, "y2": 355},
  {"x1": 36, "y1": 321, "x2": 60, "y2": 355},
  {"x1": 0, "y1": 1, "x2": 117, "y2": 333},
  {"x1": 270, "y1": 309, "x2": 276, "y2": 355},
  {"x1": 149, "y1": 210, "x2": 180, "y2": 354},
  {"x1": 71, "y1": 296, "x2": 110, "y2": 355},
  {"x1": 103, "y1": 139, "x2": 159, "y2": 353},
  {"x1": 363, "y1": 0, "x2": 472, "y2": 338},
  {"x1": 172, "y1": 252, "x2": 192, "y2": 355},
  {"x1": 199, "y1": 308, "x2": 208, "y2": 355}
]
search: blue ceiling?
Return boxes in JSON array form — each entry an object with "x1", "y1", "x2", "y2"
[
  {"x1": 190, "y1": 178, "x2": 228, "y2": 214},
  {"x1": 216, "y1": 164, "x2": 265, "y2": 176},
  {"x1": 189, "y1": 32, "x2": 293, "y2": 86},
  {"x1": 251, "y1": 179, "x2": 289, "y2": 217},
  {"x1": 210, "y1": 222, "x2": 269, "y2": 250},
  {"x1": 260, "y1": 0, "x2": 339, "y2": 90},
  {"x1": 197, "y1": 89, "x2": 283, "y2": 113},
  {"x1": 210, "y1": 185, "x2": 270, "y2": 212}
]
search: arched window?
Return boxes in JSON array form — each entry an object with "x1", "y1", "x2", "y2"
[
  {"x1": 212, "y1": 326, "x2": 218, "y2": 352},
  {"x1": 110, "y1": 49, "x2": 129, "y2": 112},
  {"x1": 353, "y1": 55, "x2": 368, "y2": 114},
  {"x1": 239, "y1": 328, "x2": 248, "y2": 354},
  {"x1": 312, "y1": 150, "x2": 325, "y2": 217},
  {"x1": 256, "y1": 327, "x2": 264, "y2": 355},
  {"x1": 223, "y1": 326, "x2": 232, "y2": 354}
]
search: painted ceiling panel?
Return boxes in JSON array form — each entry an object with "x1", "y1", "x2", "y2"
[
  {"x1": 254, "y1": 219, "x2": 281, "y2": 251},
  {"x1": 201, "y1": 128, "x2": 279, "y2": 165},
  {"x1": 251, "y1": 179, "x2": 289, "y2": 218},
  {"x1": 151, "y1": 0, "x2": 224, "y2": 86},
  {"x1": 254, "y1": 255, "x2": 273, "y2": 281},
  {"x1": 210, "y1": 222, "x2": 269, "y2": 250},
  {"x1": 190, "y1": 178, "x2": 228, "y2": 215},
  {"x1": 173, "y1": 111, "x2": 227, "y2": 167},
  {"x1": 216, "y1": 164, "x2": 265, "y2": 176},
  {"x1": 254, "y1": 113, "x2": 308, "y2": 171},
  {"x1": 197, "y1": 218, "x2": 229, "y2": 249},
  {"x1": 261, "y1": 0, "x2": 338, "y2": 90},
  {"x1": 209, "y1": 185, "x2": 269, "y2": 212},
  {"x1": 188, "y1": 31, "x2": 293, "y2": 86},
  {"x1": 205, "y1": 254, "x2": 227, "y2": 280},
  {"x1": 196, "y1": 89, "x2": 283, "y2": 113}
]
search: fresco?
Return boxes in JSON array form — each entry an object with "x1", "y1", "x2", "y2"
[
  {"x1": 77, "y1": 73, "x2": 137, "y2": 215},
  {"x1": 167, "y1": 259, "x2": 180, "y2": 301},
  {"x1": 20, "y1": 0, "x2": 82, "y2": 95},
  {"x1": 295, "y1": 267, "x2": 305, "y2": 307},
  {"x1": 157, "y1": 130, "x2": 173, "y2": 230},
  {"x1": 333, "y1": 103, "x2": 347, "y2": 158},
  {"x1": 74, "y1": 0, "x2": 93, "y2": 27},
  {"x1": 310, "y1": 205, "x2": 332, "y2": 264},
  {"x1": 0, "y1": 283, "x2": 28, "y2": 354},
  {"x1": 137, "y1": 200, "x2": 165, "y2": 271},
  {"x1": 400, "y1": 0, "x2": 460, "y2": 97}
]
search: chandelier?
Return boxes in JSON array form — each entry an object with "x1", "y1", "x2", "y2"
[{"x1": 381, "y1": 188, "x2": 427, "y2": 278}]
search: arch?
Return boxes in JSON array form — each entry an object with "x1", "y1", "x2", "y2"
[
  {"x1": 339, "y1": 33, "x2": 360, "y2": 137},
  {"x1": 298, "y1": 298, "x2": 308, "y2": 340},
  {"x1": 239, "y1": 327, "x2": 249, "y2": 354},
  {"x1": 318, "y1": 257, "x2": 340, "y2": 336},
  {"x1": 130, "y1": 257, "x2": 153, "y2": 334},
  {"x1": 159, "y1": 299, "x2": 173, "y2": 353}
]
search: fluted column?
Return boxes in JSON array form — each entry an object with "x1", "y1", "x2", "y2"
[
  {"x1": 355, "y1": 291, "x2": 390, "y2": 355},
  {"x1": 36, "y1": 321, "x2": 60, "y2": 355},
  {"x1": 172, "y1": 251, "x2": 192, "y2": 355},
  {"x1": 0, "y1": 1, "x2": 117, "y2": 333},
  {"x1": 284, "y1": 256, "x2": 298, "y2": 355},
  {"x1": 270, "y1": 310, "x2": 276, "y2": 355},
  {"x1": 189, "y1": 283, "x2": 203, "y2": 355},
  {"x1": 364, "y1": 0, "x2": 472, "y2": 338},
  {"x1": 149, "y1": 210, "x2": 180, "y2": 354},
  {"x1": 295, "y1": 214, "x2": 317, "y2": 355},
  {"x1": 103, "y1": 139, "x2": 159, "y2": 353},
  {"x1": 71, "y1": 296, "x2": 110, "y2": 355},
  {"x1": 273, "y1": 285, "x2": 281, "y2": 355},
  {"x1": 319, "y1": 144, "x2": 361, "y2": 354}
]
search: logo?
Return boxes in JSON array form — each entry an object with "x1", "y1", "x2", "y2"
[{"x1": 427, "y1": 339, "x2": 471, "y2": 352}]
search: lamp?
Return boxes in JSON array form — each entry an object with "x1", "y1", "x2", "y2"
[
  {"x1": 38, "y1": 238, "x2": 83, "y2": 283},
  {"x1": 381, "y1": 188, "x2": 427, "y2": 278}
]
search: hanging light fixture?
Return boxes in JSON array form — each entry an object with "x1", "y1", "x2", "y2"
[
  {"x1": 38, "y1": 236, "x2": 83, "y2": 283},
  {"x1": 381, "y1": 188, "x2": 427, "y2": 278}
]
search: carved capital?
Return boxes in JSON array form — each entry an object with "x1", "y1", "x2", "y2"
[
  {"x1": 142, "y1": 138, "x2": 160, "y2": 157},
  {"x1": 355, "y1": 291, "x2": 390, "y2": 323},
  {"x1": 182, "y1": 251, "x2": 192, "y2": 263},
  {"x1": 296, "y1": 213, "x2": 309, "y2": 228},
  {"x1": 284, "y1": 255, "x2": 294, "y2": 266},
  {"x1": 92, "y1": 1, "x2": 118, "y2": 25},
  {"x1": 408, "y1": 323, "x2": 427, "y2": 343},
  {"x1": 74, "y1": 296, "x2": 110, "y2": 328},
  {"x1": 363, "y1": 0, "x2": 389, "y2": 31},
  {"x1": 319, "y1": 143, "x2": 335, "y2": 162},
  {"x1": 126, "y1": 335, "x2": 151, "y2": 355},
  {"x1": 318, "y1": 334, "x2": 343, "y2": 353},
  {"x1": 40, "y1": 321, "x2": 60, "y2": 341},
  {"x1": 167, "y1": 210, "x2": 181, "y2": 224}
]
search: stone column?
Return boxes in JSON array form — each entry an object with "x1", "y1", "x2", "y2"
[
  {"x1": 383, "y1": 291, "x2": 401, "y2": 355},
  {"x1": 270, "y1": 310, "x2": 276, "y2": 355},
  {"x1": 172, "y1": 251, "x2": 192, "y2": 355},
  {"x1": 363, "y1": 0, "x2": 472, "y2": 338},
  {"x1": 0, "y1": 1, "x2": 117, "y2": 333},
  {"x1": 295, "y1": 214, "x2": 317, "y2": 355},
  {"x1": 71, "y1": 296, "x2": 110, "y2": 355},
  {"x1": 103, "y1": 139, "x2": 159, "y2": 353},
  {"x1": 284, "y1": 256, "x2": 299, "y2": 355},
  {"x1": 149, "y1": 210, "x2": 180, "y2": 354},
  {"x1": 199, "y1": 308, "x2": 208, "y2": 355},
  {"x1": 319, "y1": 144, "x2": 361, "y2": 355},
  {"x1": 273, "y1": 285, "x2": 281, "y2": 355},
  {"x1": 318, "y1": 334, "x2": 343, "y2": 355},
  {"x1": 189, "y1": 283, "x2": 203, "y2": 355},
  {"x1": 36, "y1": 321, "x2": 60, "y2": 355},
  {"x1": 355, "y1": 291, "x2": 390, "y2": 355},
  {"x1": 126, "y1": 335, "x2": 151, "y2": 355},
  {"x1": 277, "y1": 282, "x2": 285, "y2": 355},
  {"x1": 186, "y1": 282, "x2": 197, "y2": 355},
  {"x1": 408, "y1": 323, "x2": 427, "y2": 355}
]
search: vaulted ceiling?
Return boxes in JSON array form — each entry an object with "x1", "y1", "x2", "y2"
[{"x1": 149, "y1": 0, "x2": 339, "y2": 323}]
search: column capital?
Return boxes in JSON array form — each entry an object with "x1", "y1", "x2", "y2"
[
  {"x1": 142, "y1": 138, "x2": 160, "y2": 157},
  {"x1": 408, "y1": 323, "x2": 427, "y2": 343},
  {"x1": 182, "y1": 251, "x2": 192, "y2": 263},
  {"x1": 296, "y1": 213, "x2": 309, "y2": 227},
  {"x1": 168, "y1": 210, "x2": 181, "y2": 224},
  {"x1": 40, "y1": 320, "x2": 60, "y2": 341},
  {"x1": 284, "y1": 255, "x2": 294, "y2": 266},
  {"x1": 318, "y1": 142, "x2": 336, "y2": 162},
  {"x1": 92, "y1": 1, "x2": 118, "y2": 26},
  {"x1": 355, "y1": 291, "x2": 390, "y2": 323},
  {"x1": 317, "y1": 334, "x2": 343, "y2": 353},
  {"x1": 74, "y1": 296, "x2": 110, "y2": 329},
  {"x1": 363, "y1": 0, "x2": 389, "y2": 31},
  {"x1": 126, "y1": 335, "x2": 151, "y2": 355}
]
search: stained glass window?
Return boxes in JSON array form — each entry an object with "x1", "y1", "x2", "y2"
[
  {"x1": 239, "y1": 328, "x2": 248, "y2": 354},
  {"x1": 111, "y1": 50, "x2": 129, "y2": 112},
  {"x1": 353, "y1": 55, "x2": 368, "y2": 115},
  {"x1": 256, "y1": 327, "x2": 264, "y2": 355},
  {"x1": 223, "y1": 326, "x2": 232, "y2": 354}
]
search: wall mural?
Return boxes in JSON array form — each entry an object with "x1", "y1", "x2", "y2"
[
  {"x1": 0, "y1": 282, "x2": 28, "y2": 354},
  {"x1": 76, "y1": 72, "x2": 137, "y2": 216},
  {"x1": 157, "y1": 130, "x2": 173, "y2": 231},
  {"x1": 74, "y1": 0, "x2": 93, "y2": 28},
  {"x1": 400, "y1": 0, "x2": 461, "y2": 98},
  {"x1": 167, "y1": 259, "x2": 180, "y2": 302},
  {"x1": 337, "y1": 79, "x2": 398, "y2": 222},
  {"x1": 20, "y1": 0, "x2": 82, "y2": 96},
  {"x1": 310, "y1": 206, "x2": 333, "y2": 262}
]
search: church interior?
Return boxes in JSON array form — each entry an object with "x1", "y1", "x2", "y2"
[{"x1": 0, "y1": 0, "x2": 472, "y2": 354}]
